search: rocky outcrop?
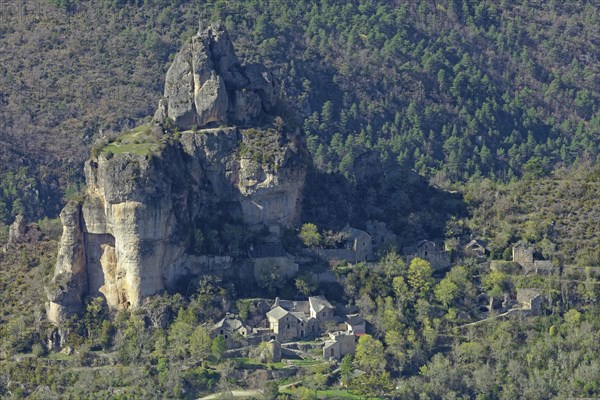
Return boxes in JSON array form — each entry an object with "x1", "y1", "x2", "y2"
[
  {"x1": 154, "y1": 24, "x2": 275, "y2": 130},
  {"x1": 46, "y1": 203, "x2": 87, "y2": 323},
  {"x1": 8, "y1": 214, "x2": 44, "y2": 244},
  {"x1": 47, "y1": 128, "x2": 306, "y2": 324},
  {"x1": 47, "y1": 23, "x2": 305, "y2": 326}
]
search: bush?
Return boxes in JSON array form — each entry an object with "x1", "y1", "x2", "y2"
[
  {"x1": 31, "y1": 342, "x2": 47, "y2": 358},
  {"x1": 299, "y1": 223, "x2": 321, "y2": 248}
]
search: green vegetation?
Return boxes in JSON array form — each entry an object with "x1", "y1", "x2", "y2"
[
  {"x1": 99, "y1": 124, "x2": 162, "y2": 157},
  {"x1": 2, "y1": 0, "x2": 597, "y2": 224},
  {"x1": 464, "y1": 164, "x2": 600, "y2": 266},
  {"x1": 239, "y1": 128, "x2": 286, "y2": 167},
  {"x1": 0, "y1": 231, "x2": 598, "y2": 398},
  {"x1": 299, "y1": 223, "x2": 322, "y2": 248}
]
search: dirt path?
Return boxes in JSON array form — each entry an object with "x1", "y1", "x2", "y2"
[
  {"x1": 198, "y1": 381, "x2": 303, "y2": 399},
  {"x1": 457, "y1": 308, "x2": 526, "y2": 329},
  {"x1": 198, "y1": 389, "x2": 261, "y2": 399}
]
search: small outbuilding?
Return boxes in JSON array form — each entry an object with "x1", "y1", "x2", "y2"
[
  {"x1": 213, "y1": 315, "x2": 248, "y2": 340},
  {"x1": 345, "y1": 315, "x2": 366, "y2": 335},
  {"x1": 404, "y1": 240, "x2": 451, "y2": 270},
  {"x1": 323, "y1": 332, "x2": 356, "y2": 360},
  {"x1": 464, "y1": 239, "x2": 487, "y2": 259},
  {"x1": 517, "y1": 288, "x2": 544, "y2": 316}
]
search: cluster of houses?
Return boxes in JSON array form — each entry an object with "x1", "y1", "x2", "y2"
[
  {"x1": 224, "y1": 223, "x2": 557, "y2": 362},
  {"x1": 304, "y1": 222, "x2": 453, "y2": 270},
  {"x1": 211, "y1": 295, "x2": 366, "y2": 360}
]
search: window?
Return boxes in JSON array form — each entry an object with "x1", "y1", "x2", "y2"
[
  {"x1": 287, "y1": 324, "x2": 290, "y2": 329},
  {"x1": 220, "y1": 329, "x2": 224, "y2": 335}
]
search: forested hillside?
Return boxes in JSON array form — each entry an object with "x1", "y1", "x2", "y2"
[{"x1": 0, "y1": 0, "x2": 598, "y2": 223}]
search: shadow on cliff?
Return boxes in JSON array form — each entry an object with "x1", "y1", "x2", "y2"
[{"x1": 301, "y1": 158, "x2": 467, "y2": 250}]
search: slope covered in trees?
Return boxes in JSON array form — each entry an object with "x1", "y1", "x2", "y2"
[{"x1": 0, "y1": 0, "x2": 598, "y2": 223}]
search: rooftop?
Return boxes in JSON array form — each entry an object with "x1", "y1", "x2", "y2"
[
  {"x1": 266, "y1": 306, "x2": 291, "y2": 320},
  {"x1": 309, "y1": 296, "x2": 334, "y2": 313},
  {"x1": 345, "y1": 315, "x2": 365, "y2": 326},
  {"x1": 214, "y1": 317, "x2": 244, "y2": 331}
]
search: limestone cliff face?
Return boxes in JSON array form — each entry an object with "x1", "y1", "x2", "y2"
[
  {"x1": 47, "y1": 128, "x2": 305, "y2": 324},
  {"x1": 46, "y1": 24, "x2": 306, "y2": 325},
  {"x1": 154, "y1": 24, "x2": 275, "y2": 130}
]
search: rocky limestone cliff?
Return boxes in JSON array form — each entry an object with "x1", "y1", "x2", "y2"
[
  {"x1": 154, "y1": 24, "x2": 275, "y2": 130},
  {"x1": 46, "y1": 25, "x2": 306, "y2": 325}
]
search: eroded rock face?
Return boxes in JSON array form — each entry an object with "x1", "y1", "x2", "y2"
[
  {"x1": 47, "y1": 128, "x2": 305, "y2": 324},
  {"x1": 155, "y1": 24, "x2": 275, "y2": 130},
  {"x1": 46, "y1": 203, "x2": 87, "y2": 324},
  {"x1": 47, "y1": 24, "x2": 303, "y2": 326}
]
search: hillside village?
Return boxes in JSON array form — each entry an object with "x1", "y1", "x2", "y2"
[
  {"x1": 5, "y1": 212, "x2": 561, "y2": 360},
  {"x1": 183, "y1": 220, "x2": 560, "y2": 364}
]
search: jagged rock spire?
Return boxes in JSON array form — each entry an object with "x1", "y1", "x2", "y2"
[{"x1": 154, "y1": 24, "x2": 275, "y2": 130}]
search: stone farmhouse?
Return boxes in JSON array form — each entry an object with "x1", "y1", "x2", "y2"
[
  {"x1": 314, "y1": 226, "x2": 374, "y2": 264},
  {"x1": 323, "y1": 332, "x2": 356, "y2": 360},
  {"x1": 464, "y1": 239, "x2": 488, "y2": 259},
  {"x1": 266, "y1": 296, "x2": 335, "y2": 341},
  {"x1": 403, "y1": 240, "x2": 451, "y2": 270},
  {"x1": 212, "y1": 314, "x2": 249, "y2": 346},
  {"x1": 512, "y1": 242, "x2": 556, "y2": 274},
  {"x1": 517, "y1": 288, "x2": 545, "y2": 316},
  {"x1": 211, "y1": 296, "x2": 367, "y2": 361},
  {"x1": 365, "y1": 220, "x2": 397, "y2": 252},
  {"x1": 345, "y1": 314, "x2": 366, "y2": 335}
]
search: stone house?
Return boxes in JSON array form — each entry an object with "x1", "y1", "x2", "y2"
[
  {"x1": 315, "y1": 226, "x2": 374, "y2": 264},
  {"x1": 404, "y1": 240, "x2": 451, "y2": 270},
  {"x1": 512, "y1": 241, "x2": 535, "y2": 269},
  {"x1": 517, "y1": 288, "x2": 544, "y2": 316},
  {"x1": 531, "y1": 260, "x2": 556, "y2": 275},
  {"x1": 464, "y1": 239, "x2": 487, "y2": 259},
  {"x1": 323, "y1": 332, "x2": 356, "y2": 360},
  {"x1": 345, "y1": 315, "x2": 366, "y2": 335},
  {"x1": 266, "y1": 306, "x2": 316, "y2": 341},
  {"x1": 213, "y1": 315, "x2": 249, "y2": 346},
  {"x1": 309, "y1": 296, "x2": 335, "y2": 322},
  {"x1": 366, "y1": 220, "x2": 397, "y2": 252},
  {"x1": 266, "y1": 295, "x2": 334, "y2": 341},
  {"x1": 512, "y1": 242, "x2": 556, "y2": 274},
  {"x1": 267, "y1": 306, "x2": 301, "y2": 341}
]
